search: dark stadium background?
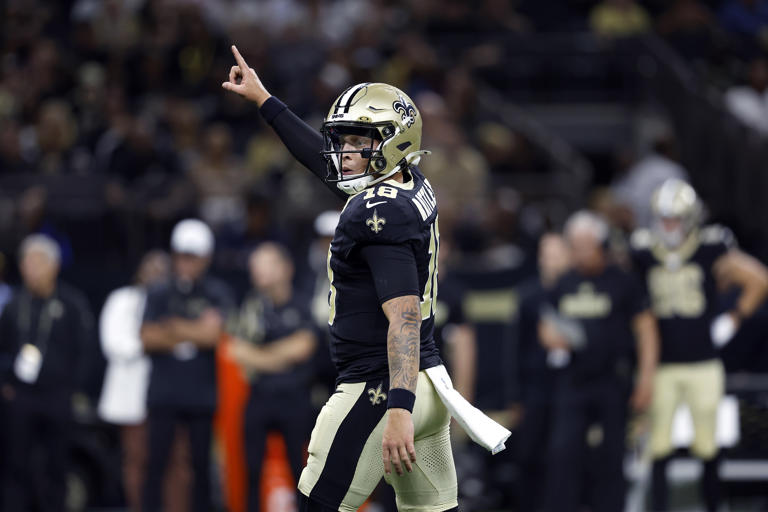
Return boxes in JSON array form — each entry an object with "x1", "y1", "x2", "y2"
[{"x1": 1, "y1": 0, "x2": 768, "y2": 511}]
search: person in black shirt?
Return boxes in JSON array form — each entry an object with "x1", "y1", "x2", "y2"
[
  {"x1": 630, "y1": 179, "x2": 768, "y2": 512},
  {"x1": 515, "y1": 232, "x2": 571, "y2": 512},
  {"x1": 140, "y1": 219, "x2": 234, "y2": 512},
  {"x1": 223, "y1": 47, "x2": 458, "y2": 512},
  {"x1": 539, "y1": 211, "x2": 659, "y2": 512},
  {"x1": 0, "y1": 234, "x2": 95, "y2": 511},
  {"x1": 228, "y1": 242, "x2": 317, "y2": 512}
]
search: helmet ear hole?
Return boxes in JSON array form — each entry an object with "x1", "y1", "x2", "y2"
[{"x1": 373, "y1": 158, "x2": 386, "y2": 171}]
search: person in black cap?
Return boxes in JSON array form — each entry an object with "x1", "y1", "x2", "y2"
[{"x1": 140, "y1": 218, "x2": 234, "y2": 512}]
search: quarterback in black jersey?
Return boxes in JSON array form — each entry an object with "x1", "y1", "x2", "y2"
[
  {"x1": 223, "y1": 46, "x2": 457, "y2": 512},
  {"x1": 630, "y1": 179, "x2": 768, "y2": 512}
]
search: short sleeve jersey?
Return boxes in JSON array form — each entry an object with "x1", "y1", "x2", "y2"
[
  {"x1": 143, "y1": 276, "x2": 234, "y2": 412},
  {"x1": 548, "y1": 265, "x2": 648, "y2": 383},
  {"x1": 234, "y1": 291, "x2": 315, "y2": 392},
  {"x1": 630, "y1": 225, "x2": 734, "y2": 363},
  {"x1": 327, "y1": 167, "x2": 442, "y2": 383}
]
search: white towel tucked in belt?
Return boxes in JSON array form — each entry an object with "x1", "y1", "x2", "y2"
[{"x1": 425, "y1": 364, "x2": 511, "y2": 454}]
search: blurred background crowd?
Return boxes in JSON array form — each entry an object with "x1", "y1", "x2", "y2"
[{"x1": 2, "y1": 0, "x2": 768, "y2": 511}]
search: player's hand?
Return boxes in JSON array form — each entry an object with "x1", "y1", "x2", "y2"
[
  {"x1": 539, "y1": 320, "x2": 570, "y2": 351},
  {"x1": 221, "y1": 45, "x2": 271, "y2": 106},
  {"x1": 227, "y1": 339, "x2": 252, "y2": 365},
  {"x1": 382, "y1": 408, "x2": 416, "y2": 476},
  {"x1": 630, "y1": 376, "x2": 653, "y2": 412}
]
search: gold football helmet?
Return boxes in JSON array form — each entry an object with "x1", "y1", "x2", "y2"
[
  {"x1": 651, "y1": 178, "x2": 702, "y2": 247},
  {"x1": 321, "y1": 82, "x2": 429, "y2": 195}
]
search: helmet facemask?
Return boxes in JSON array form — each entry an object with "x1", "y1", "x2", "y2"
[
  {"x1": 321, "y1": 122, "x2": 402, "y2": 195},
  {"x1": 654, "y1": 216, "x2": 690, "y2": 248}
]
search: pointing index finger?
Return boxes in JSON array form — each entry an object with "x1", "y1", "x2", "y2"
[{"x1": 231, "y1": 45, "x2": 249, "y2": 70}]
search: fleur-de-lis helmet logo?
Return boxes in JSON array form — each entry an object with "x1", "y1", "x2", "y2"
[{"x1": 392, "y1": 94, "x2": 417, "y2": 128}]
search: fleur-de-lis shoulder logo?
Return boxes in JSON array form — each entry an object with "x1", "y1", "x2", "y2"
[
  {"x1": 368, "y1": 383, "x2": 387, "y2": 405},
  {"x1": 366, "y1": 209, "x2": 386, "y2": 234},
  {"x1": 392, "y1": 94, "x2": 417, "y2": 128}
]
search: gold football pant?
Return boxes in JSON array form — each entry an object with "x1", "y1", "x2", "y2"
[
  {"x1": 650, "y1": 359, "x2": 724, "y2": 460},
  {"x1": 298, "y1": 371, "x2": 458, "y2": 511}
]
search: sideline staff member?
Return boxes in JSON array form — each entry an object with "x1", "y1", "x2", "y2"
[
  {"x1": 0, "y1": 234, "x2": 95, "y2": 511},
  {"x1": 140, "y1": 219, "x2": 234, "y2": 512},
  {"x1": 540, "y1": 211, "x2": 659, "y2": 512},
  {"x1": 229, "y1": 242, "x2": 317, "y2": 512}
]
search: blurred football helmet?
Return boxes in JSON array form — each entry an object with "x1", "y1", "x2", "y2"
[
  {"x1": 321, "y1": 82, "x2": 430, "y2": 195},
  {"x1": 651, "y1": 178, "x2": 702, "y2": 247}
]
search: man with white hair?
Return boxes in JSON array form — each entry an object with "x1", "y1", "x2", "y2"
[
  {"x1": 539, "y1": 211, "x2": 659, "y2": 512},
  {"x1": 0, "y1": 234, "x2": 95, "y2": 510},
  {"x1": 140, "y1": 219, "x2": 234, "y2": 512}
]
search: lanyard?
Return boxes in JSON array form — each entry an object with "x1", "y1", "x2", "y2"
[{"x1": 17, "y1": 289, "x2": 57, "y2": 356}]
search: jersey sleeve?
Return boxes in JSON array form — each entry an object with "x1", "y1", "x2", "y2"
[
  {"x1": 359, "y1": 244, "x2": 421, "y2": 303},
  {"x1": 339, "y1": 192, "x2": 423, "y2": 248},
  {"x1": 259, "y1": 97, "x2": 347, "y2": 200},
  {"x1": 700, "y1": 224, "x2": 736, "y2": 258},
  {"x1": 622, "y1": 270, "x2": 650, "y2": 316}
]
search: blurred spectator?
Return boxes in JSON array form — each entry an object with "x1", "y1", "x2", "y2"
[
  {"x1": 0, "y1": 120, "x2": 32, "y2": 173},
  {"x1": 0, "y1": 252, "x2": 11, "y2": 314},
  {"x1": 418, "y1": 91, "x2": 489, "y2": 235},
  {"x1": 656, "y1": 0, "x2": 717, "y2": 59},
  {"x1": 98, "y1": 250, "x2": 193, "y2": 512},
  {"x1": 515, "y1": 233, "x2": 571, "y2": 512},
  {"x1": 718, "y1": 0, "x2": 768, "y2": 45},
  {"x1": 188, "y1": 123, "x2": 253, "y2": 232},
  {"x1": 228, "y1": 242, "x2": 317, "y2": 512},
  {"x1": 539, "y1": 211, "x2": 658, "y2": 512},
  {"x1": 724, "y1": 55, "x2": 768, "y2": 135},
  {"x1": 23, "y1": 99, "x2": 91, "y2": 175},
  {"x1": 140, "y1": 219, "x2": 234, "y2": 512},
  {"x1": 0, "y1": 234, "x2": 95, "y2": 511},
  {"x1": 589, "y1": 0, "x2": 651, "y2": 38},
  {"x1": 611, "y1": 134, "x2": 689, "y2": 229}
]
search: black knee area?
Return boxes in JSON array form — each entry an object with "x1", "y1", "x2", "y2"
[
  {"x1": 440, "y1": 508, "x2": 458, "y2": 512},
  {"x1": 298, "y1": 494, "x2": 338, "y2": 512}
]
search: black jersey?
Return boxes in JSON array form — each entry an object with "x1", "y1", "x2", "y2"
[
  {"x1": 630, "y1": 225, "x2": 734, "y2": 364},
  {"x1": 259, "y1": 96, "x2": 441, "y2": 385},
  {"x1": 327, "y1": 168, "x2": 442, "y2": 383},
  {"x1": 143, "y1": 277, "x2": 234, "y2": 412},
  {"x1": 234, "y1": 291, "x2": 315, "y2": 392},
  {"x1": 547, "y1": 265, "x2": 648, "y2": 384}
]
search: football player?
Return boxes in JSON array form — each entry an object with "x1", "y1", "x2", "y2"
[
  {"x1": 630, "y1": 178, "x2": 768, "y2": 512},
  {"x1": 222, "y1": 46, "x2": 457, "y2": 512}
]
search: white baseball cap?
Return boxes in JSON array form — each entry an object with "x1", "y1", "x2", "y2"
[
  {"x1": 314, "y1": 210, "x2": 341, "y2": 237},
  {"x1": 171, "y1": 219, "x2": 214, "y2": 256}
]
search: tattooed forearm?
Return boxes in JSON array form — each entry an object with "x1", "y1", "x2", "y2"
[{"x1": 382, "y1": 295, "x2": 422, "y2": 392}]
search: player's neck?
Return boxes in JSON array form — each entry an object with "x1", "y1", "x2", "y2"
[{"x1": 266, "y1": 284, "x2": 292, "y2": 306}]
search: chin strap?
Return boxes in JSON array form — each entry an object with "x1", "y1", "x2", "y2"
[{"x1": 336, "y1": 150, "x2": 433, "y2": 196}]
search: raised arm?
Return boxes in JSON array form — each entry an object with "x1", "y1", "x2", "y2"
[{"x1": 222, "y1": 45, "x2": 345, "y2": 199}]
